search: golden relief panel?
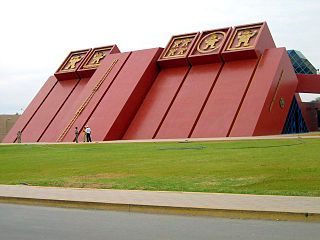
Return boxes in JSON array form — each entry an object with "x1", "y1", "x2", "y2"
[
  {"x1": 83, "y1": 47, "x2": 111, "y2": 69},
  {"x1": 196, "y1": 31, "x2": 226, "y2": 54},
  {"x1": 162, "y1": 35, "x2": 196, "y2": 59},
  {"x1": 226, "y1": 25, "x2": 262, "y2": 51},
  {"x1": 60, "y1": 52, "x2": 87, "y2": 72}
]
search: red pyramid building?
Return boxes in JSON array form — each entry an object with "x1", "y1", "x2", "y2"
[{"x1": 4, "y1": 22, "x2": 320, "y2": 143}]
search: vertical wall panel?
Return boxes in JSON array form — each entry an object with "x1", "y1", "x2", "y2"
[
  {"x1": 39, "y1": 78, "x2": 90, "y2": 142},
  {"x1": 87, "y1": 48, "x2": 162, "y2": 141},
  {"x1": 3, "y1": 76, "x2": 57, "y2": 143},
  {"x1": 123, "y1": 66, "x2": 190, "y2": 140},
  {"x1": 60, "y1": 52, "x2": 130, "y2": 142},
  {"x1": 21, "y1": 79, "x2": 79, "y2": 142},
  {"x1": 229, "y1": 48, "x2": 298, "y2": 136},
  {"x1": 155, "y1": 63, "x2": 222, "y2": 139},
  {"x1": 191, "y1": 59, "x2": 258, "y2": 138}
]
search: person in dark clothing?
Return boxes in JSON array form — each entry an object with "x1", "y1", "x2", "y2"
[
  {"x1": 17, "y1": 130, "x2": 22, "y2": 143},
  {"x1": 75, "y1": 127, "x2": 79, "y2": 143}
]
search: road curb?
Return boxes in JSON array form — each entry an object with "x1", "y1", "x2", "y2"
[{"x1": 1, "y1": 196, "x2": 319, "y2": 222}]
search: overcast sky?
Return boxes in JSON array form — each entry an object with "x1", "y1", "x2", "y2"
[{"x1": 0, "y1": 0, "x2": 319, "y2": 114}]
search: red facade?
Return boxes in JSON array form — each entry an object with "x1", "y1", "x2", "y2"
[{"x1": 3, "y1": 22, "x2": 320, "y2": 143}]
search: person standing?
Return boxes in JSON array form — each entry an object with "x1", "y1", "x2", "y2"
[
  {"x1": 83, "y1": 126, "x2": 87, "y2": 142},
  {"x1": 75, "y1": 127, "x2": 79, "y2": 143},
  {"x1": 85, "y1": 126, "x2": 92, "y2": 142},
  {"x1": 17, "y1": 130, "x2": 22, "y2": 143}
]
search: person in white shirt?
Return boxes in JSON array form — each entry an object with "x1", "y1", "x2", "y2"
[{"x1": 85, "y1": 126, "x2": 92, "y2": 142}]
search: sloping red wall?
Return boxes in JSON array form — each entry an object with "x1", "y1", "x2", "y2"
[
  {"x1": 21, "y1": 79, "x2": 79, "y2": 142},
  {"x1": 39, "y1": 77, "x2": 90, "y2": 142},
  {"x1": 60, "y1": 52, "x2": 131, "y2": 142},
  {"x1": 191, "y1": 59, "x2": 259, "y2": 138},
  {"x1": 123, "y1": 66, "x2": 190, "y2": 139},
  {"x1": 87, "y1": 48, "x2": 162, "y2": 141},
  {"x1": 3, "y1": 76, "x2": 57, "y2": 143},
  {"x1": 155, "y1": 63, "x2": 223, "y2": 139},
  {"x1": 8, "y1": 22, "x2": 319, "y2": 143},
  {"x1": 229, "y1": 48, "x2": 298, "y2": 136}
]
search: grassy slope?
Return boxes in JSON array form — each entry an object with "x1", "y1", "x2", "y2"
[{"x1": 0, "y1": 138, "x2": 319, "y2": 196}]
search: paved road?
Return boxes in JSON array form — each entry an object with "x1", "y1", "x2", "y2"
[{"x1": 0, "y1": 203, "x2": 319, "y2": 240}]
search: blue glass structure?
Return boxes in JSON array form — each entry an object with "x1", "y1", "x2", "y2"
[
  {"x1": 287, "y1": 50, "x2": 317, "y2": 74},
  {"x1": 282, "y1": 96, "x2": 308, "y2": 134}
]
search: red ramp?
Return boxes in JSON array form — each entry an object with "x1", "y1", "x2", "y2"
[
  {"x1": 2, "y1": 76, "x2": 57, "y2": 143},
  {"x1": 123, "y1": 66, "x2": 190, "y2": 140},
  {"x1": 87, "y1": 48, "x2": 162, "y2": 141},
  {"x1": 155, "y1": 63, "x2": 223, "y2": 139},
  {"x1": 21, "y1": 79, "x2": 79, "y2": 142},
  {"x1": 230, "y1": 48, "x2": 298, "y2": 136},
  {"x1": 59, "y1": 52, "x2": 131, "y2": 142},
  {"x1": 39, "y1": 78, "x2": 90, "y2": 142},
  {"x1": 191, "y1": 59, "x2": 259, "y2": 138}
]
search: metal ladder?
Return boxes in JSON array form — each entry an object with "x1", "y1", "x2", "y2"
[{"x1": 57, "y1": 59, "x2": 118, "y2": 142}]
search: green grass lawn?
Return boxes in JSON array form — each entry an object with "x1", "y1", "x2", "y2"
[{"x1": 0, "y1": 138, "x2": 319, "y2": 196}]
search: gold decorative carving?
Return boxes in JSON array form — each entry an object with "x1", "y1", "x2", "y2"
[
  {"x1": 83, "y1": 51, "x2": 108, "y2": 69},
  {"x1": 226, "y1": 24, "x2": 262, "y2": 51},
  {"x1": 168, "y1": 48, "x2": 177, "y2": 56},
  {"x1": 64, "y1": 55, "x2": 83, "y2": 70},
  {"x1": 235, "y1": 30, "x2": 257, "y2": 48},
  {"x1": 176, "y1": 47, "x2": 188, "y2": 55},
  {"x1": 59, "y1": 51, "x2": 88, "y2": 73},
  {"x1": 92, "y1": 52, "x2": 106, "y2": 64},
  {"x1": 162, "y1": 35, "x2": 196, "y2": 59},
  {"x1": 197, "y1": 31, "x2": 226, "y2": 53},
  {"x1": 172, "y1": 40, "x2": 182, "y2": 48},
  {"x1": 180, "y1": 38, "x2": 192, "y2": 47}
]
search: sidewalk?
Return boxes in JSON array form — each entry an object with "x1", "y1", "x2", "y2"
[
  {"x1": 1, "y1": 133, "x2": 320, "y2": 145},
  {"x1": 0, "y1": 185, "x2": 319, "y2": 222}
]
